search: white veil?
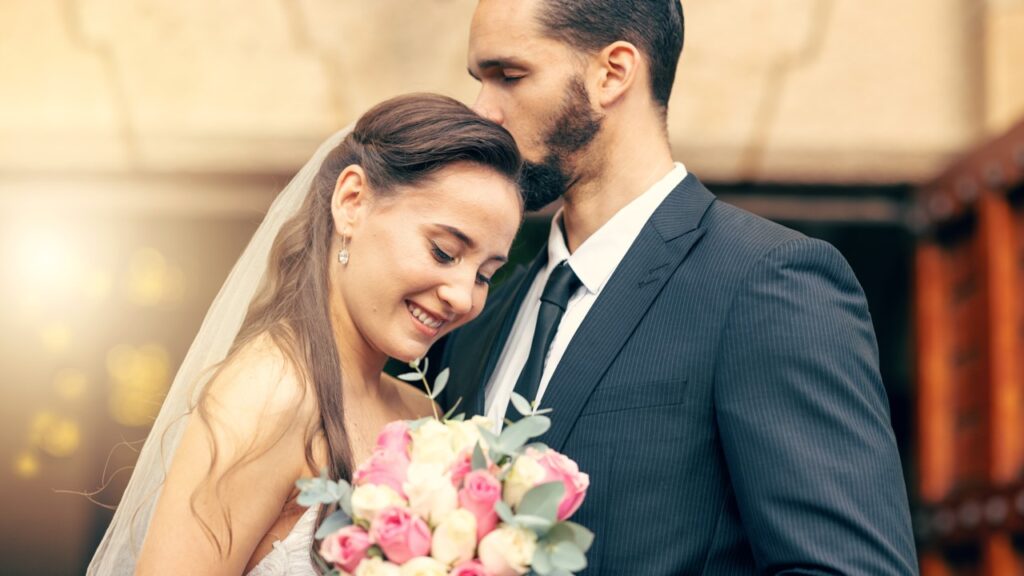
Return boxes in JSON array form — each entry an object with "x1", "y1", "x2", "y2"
[{"x1": 87, "y1": 125, "x2": 354, "y2": 575}]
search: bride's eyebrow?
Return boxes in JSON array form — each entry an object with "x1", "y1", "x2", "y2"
[
  {"x1": 433, "y1": 223, "x2": 475, "y2": 249},
  {"x1": 432, "y1": 224, "x2": 508, "y2": 263}
]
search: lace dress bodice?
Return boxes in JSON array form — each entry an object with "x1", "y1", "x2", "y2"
[{"x1": 245, "y1": 505, "x2": 320, "y2": 576}]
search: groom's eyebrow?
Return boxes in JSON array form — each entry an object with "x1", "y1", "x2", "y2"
[{"x1": 469, "y1": 57, "x2": 528, "y2": 80}]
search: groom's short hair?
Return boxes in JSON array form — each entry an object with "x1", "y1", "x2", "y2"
[{"x1": 536, "y1": 0, "x2": 684, "y2": 111}]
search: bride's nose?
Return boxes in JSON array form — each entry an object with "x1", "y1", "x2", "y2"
[{"x1": 437, "y1": 272, "x2": 475, "y2": 317}]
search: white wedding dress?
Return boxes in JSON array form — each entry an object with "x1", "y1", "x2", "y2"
[{"x1": 245, "y1": 505, "x2": 320, "y2": 576}]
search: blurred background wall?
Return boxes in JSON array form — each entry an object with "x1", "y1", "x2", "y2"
[{"x1": 1, "y1": 0, "x2": 1022, "y2": 574}]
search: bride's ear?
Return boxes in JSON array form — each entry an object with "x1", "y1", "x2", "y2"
[{"x1": 331, "y1": 164, "x2": 368, "y2": 234}]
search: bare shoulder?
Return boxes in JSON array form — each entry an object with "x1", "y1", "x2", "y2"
[
  {"x1": 383, "y1": 372, "x2": 438, "y2": 420},
  {"x1": 205, "y1": 332, "x2": 319, "y2": 428}
]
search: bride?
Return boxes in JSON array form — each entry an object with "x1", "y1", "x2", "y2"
[{"x1": 88, "y1": 93, "x2": 524, "y2": 575}]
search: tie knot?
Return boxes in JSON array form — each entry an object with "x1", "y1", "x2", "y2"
[{"x1": 540, "y1": 261, "x2": 581, "y2": 311}]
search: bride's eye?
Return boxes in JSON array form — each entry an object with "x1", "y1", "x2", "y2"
[
  {"x1": 476, "y1": 273, "x2": 493, "y2": 287},
  {"x1": 430, "y1": 242, "x2": 456, "y2": 264}
]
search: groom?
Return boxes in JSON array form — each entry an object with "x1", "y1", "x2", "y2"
[{"x1": 440, "y1": 1, "x2": 917, "y2": 574}]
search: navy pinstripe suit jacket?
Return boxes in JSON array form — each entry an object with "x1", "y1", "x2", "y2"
[{"x1": 440, "y1": 174, "x2": 917, "y2": 575}]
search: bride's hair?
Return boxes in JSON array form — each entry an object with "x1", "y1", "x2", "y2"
[{"x1": 187, "y1": 93, "x2": 521, "y2": 558}]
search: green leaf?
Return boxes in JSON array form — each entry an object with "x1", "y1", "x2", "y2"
[
  {"x1": 510, "y1": 391, "x2": 534, "y2": 416},
  {"x1": 336, "y1": 481, "x2": 354, "y2": 516},
  {"x1": 408, "y1": 358, "x2": 421, "y2": 369},
  {"x1": 533, "y1": 407, "x2": 553, "y2": 416},
  {"x1": 431, "y1": 368, "x2": 449, "y2": 399},
  {"x1": 498, "y1": 415, "x2": 551, "y2": 453},
  {"x1": 513, "y1": 513, "x2": 554, "y2": 534},
  {"x1": 532, "y1": 545, "x2": 553, "y2": 575},
  {"x1": 443, "y1": 397, "x2": 464, "y2": 420},
  {"x1": 494, "y1": 500, "x2": 516, "y2": 525},
  {"x1": 397, "y1": 372, "x2": 421, "y2": 382},
  {"x1": 407, "y1": 416, "x2": 433, "y2": 432},
  {"x1": 472, "y1": 442, "x2": 488, "y2": 470},
  {"x1": 421, "y1": 356, "x2": 430, "y2": 375},
  {"x1": 549, "y1": 541, "x2": 587, "y2": 572},
  {"x1": 559, "y1": 521, "x2": 595, "y2": 552},
  {"x1": 314, "y1": 509, "x2": 353, "y2": 539},
  {"x1": 517, "y1": 481, "x2": 564, "y2": 522}
]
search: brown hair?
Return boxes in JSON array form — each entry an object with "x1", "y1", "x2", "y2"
[{"x1": 189, "y1": 93, "x2": 521, "y2": 559}]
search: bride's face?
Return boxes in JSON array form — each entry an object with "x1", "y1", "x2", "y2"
[{"x1": 331, "y1": 161, "x2": 521, "y2": 364}]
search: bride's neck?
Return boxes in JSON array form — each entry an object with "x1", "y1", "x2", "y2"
[{"x1": 335, "y1": 338, "x2": 387, "y2": 397}]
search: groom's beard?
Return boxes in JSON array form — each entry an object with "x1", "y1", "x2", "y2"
[{"x1": 519, "y1": 76, "x2": 603, "y2": 212}]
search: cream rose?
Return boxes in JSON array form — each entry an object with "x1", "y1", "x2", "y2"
[
  {"x1": 403, "y1": 462, "x2": 458, "y2": 525},
  {"x1": 350, "y1": 484, "x2": 406, "y2": 524},
  {"x1": 477, "y1": 525, "x2": 538, "y2": 576},
  {"x1": 502, "y1": 454, "x2": 546, "y2": 509},
  {"x1": 430, "y1": 509, "x2": 478, "y2": 567},
  {"x1": 398, "y1": 556, "x2": 449, "y2": 576},
  {"x1": 354, "y1": 557, "x2": 401, "y2": 576},
  {"x1": 410, "y1": 419, "x2": 458, "y2": 467}
]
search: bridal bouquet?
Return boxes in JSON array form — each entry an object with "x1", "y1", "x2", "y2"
[{"x1": 296, "y1": 359, "x2": 592, "y2": 576}]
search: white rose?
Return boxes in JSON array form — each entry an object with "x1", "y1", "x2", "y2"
[
  {"x1": 350, "y1": 484, "x2": 406, "y2": 524},
  {"x1": 355, "y1": 557, "x2": 401, "y2": 576},
  {"x1": 410, "y1": 419, "x2": 457, "y2": 467},
  {"x1": 502, "y1": 454, "x2": 546, "y2": 509},
  {"x1": 398, "y1": 556, "x2": 449, "y2": 576},
  {"x1": 446, "y1": 420, "x2": 483, "y2": 454},
  {"x1": 403, "y1": 462, "x2": 458, "y2": 525},
  {"x1": 477, "y1": 525, "x2": 537, "y2": 576},
  {"x1": 430, "y1": 509, "x2": 478, "y2": 567}
]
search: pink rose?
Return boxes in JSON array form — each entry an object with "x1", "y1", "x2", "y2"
[
  {"x1": 449, "y1": 560, "x2": 490, "y2": 576},
  {"x1": 369, "y1": 506, "x2": 432, "y2": 565},
  {"x1": 533, "y1": 449, "x2": 589, "y2": 520},
  {"x1": 458, "y1": 469, "x2": 501, "y2": 540},
  {"x1": 449, "y1": 450, "x2": 473, "y2": 488},
  {"x1": 319, "y1": 525, "x2": 371, "y2": 574},
  {"x1": 354, "y1": 449, "x2": 410, "y2": 497},
  {"x1": 376, "y1": 420, "x2": 412, "y2": 454}
]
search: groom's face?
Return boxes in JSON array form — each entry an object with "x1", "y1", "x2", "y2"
[{"x1": 468, "y1": 0, "x2": 603, "y2": 210}]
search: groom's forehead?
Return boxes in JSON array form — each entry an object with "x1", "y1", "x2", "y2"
[{"x1": 470, "y1": 0, "x2": 543, "y2": 41}]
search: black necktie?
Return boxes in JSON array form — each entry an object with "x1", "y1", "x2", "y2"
[{"x1": 505, "y1": 261, "x2": 581, "y2": 422}]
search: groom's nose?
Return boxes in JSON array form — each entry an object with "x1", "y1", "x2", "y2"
[{"x1": 472, "y1": 89, "x2": 504, "y2": 126}]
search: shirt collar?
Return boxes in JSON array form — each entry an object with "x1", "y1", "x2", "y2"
[{"x1": 545, "y1": 162, "x2": 688, "y2": 294}]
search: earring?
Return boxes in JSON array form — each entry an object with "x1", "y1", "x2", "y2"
[{"x1": 338, "y1": 236, "x2": 350, "y2": 265}]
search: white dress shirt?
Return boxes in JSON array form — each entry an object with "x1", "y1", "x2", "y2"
[{"x1": 484, "y1": 163, "x2": 688, "y2": 427}]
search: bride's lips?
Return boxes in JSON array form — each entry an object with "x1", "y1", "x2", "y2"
[{"x1": 406, "y1": 300, "x2": 448, "y2": 337}]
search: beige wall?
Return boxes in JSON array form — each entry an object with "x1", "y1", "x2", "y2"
[{"x1": 0, "y1": 0, "x2": 1021, "y2": 183}]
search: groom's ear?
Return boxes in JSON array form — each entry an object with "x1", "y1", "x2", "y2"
[
  {"x1": 331, "y1": 164, "x2": 368, "y2": 233},
  {"x1": 593, "y1": 40, "x2": 640, "y2": 110}
]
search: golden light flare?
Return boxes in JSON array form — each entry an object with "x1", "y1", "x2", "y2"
[
  {"x1": 54, "y1": 369, "x2": 89, "y2": 401},
  {"x1": 82, "y1": 267, "x2": 114, "y2": 302},
  {"x1": 14, "y1": 452, "x2": 40, "y2": 479},
  {"x1": 37, "y1": 322, "x2": 73, "y2": 354},
  {"x1": 126, "y1": 248, "x2": 185, "y2": 307},
  {"x1": 28, "y1": 411, "x2": 81, "y2": 458},
  {"x1": 107, "y1": 343, "x2": 172, "y2": 427}
]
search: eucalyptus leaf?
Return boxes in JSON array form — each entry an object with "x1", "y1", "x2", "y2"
[
  {"x1": 499, "y1": 415, "x2": 551, "y2": 453},
  {"x1": 494, "y1": 500, "x2": 516, "y2": 525},
  {"x1": 532, "y1": 545, "x2": 553, "y2": 575},
  {"x1": 443, "y1": 397, "x2": 464, "y2": 420},
  {"x1": 432, "y1": 368, "x2": 449, "y2": 399},
  {"x1": 336, "y1": 481, "x2": 354, "y2": 516},
  {"x1": 510, "y1": 391, "x2": 534, "y2": 416},
  {"x1": 407, "y1": 416, "x2": 433, "y2": 432},
  {"x1": 513, "y1": 513, "x2": 554, "y2": 534},
  {"x1": 421, "y1": 356, "x2": 429, "y2": 375},
  {"x1": 518, "y1": 481, "x2": 564, "y2": 523},
  {"x1": 449, "y1": 411, "x2": 466, "y2": 422},
  {"x1": 533, "y1": 407, "x2": 553, "y2": 415},
  {"x1": 314, "y1": 509, "x2": 353, "y2": 539},
  {"x1": 472, "y1": 442, "x2": 488, "y2": 470},
  {"x1": 408, "y1": 358, "x2": 421, "y2": 369},
  {"x1": 397, "y1": 372, "x2": 422, "y2": 382},
  {"x1": 549, "y1": 541, "x2": 587, "y2": 572},
  {"x1": 559, "y1": 521, "x2": 595, "y2": 552}
]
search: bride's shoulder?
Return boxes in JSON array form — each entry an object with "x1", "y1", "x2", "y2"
[
  {"x1": 204, "y1": 332, "x2": 318, "y2": 426},
  {"x1": 383, "y1": 372, "x2": 438, "y2": 420}
]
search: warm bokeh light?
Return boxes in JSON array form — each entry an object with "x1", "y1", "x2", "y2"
[
  {"x1": 106, "y1": 343, "x2": 171, "y2": 427},
  {"x1": 13, "y1": 452, "x2": 40, "y2": 479},
  {"x1": 36, "y1": 322, "x2": 73, "y2": 355},
  {"x1": 54, "y1": 369, "x2": 89, "y2": 402},
  {"x1": 126, "y1": 247, "x2": 185, "y2": 307},
  {"x1": 8, "y1": 221, "x2": 83, "y2": 303}
]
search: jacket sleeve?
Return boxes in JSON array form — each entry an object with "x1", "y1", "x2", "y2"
[{"x1": 714, "y1": 237, "x2": 918, "y2": 575}]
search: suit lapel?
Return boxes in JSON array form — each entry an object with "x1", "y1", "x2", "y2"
[{"x1": 540, "y1": 174, "x2": 716, "y2": 451}]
